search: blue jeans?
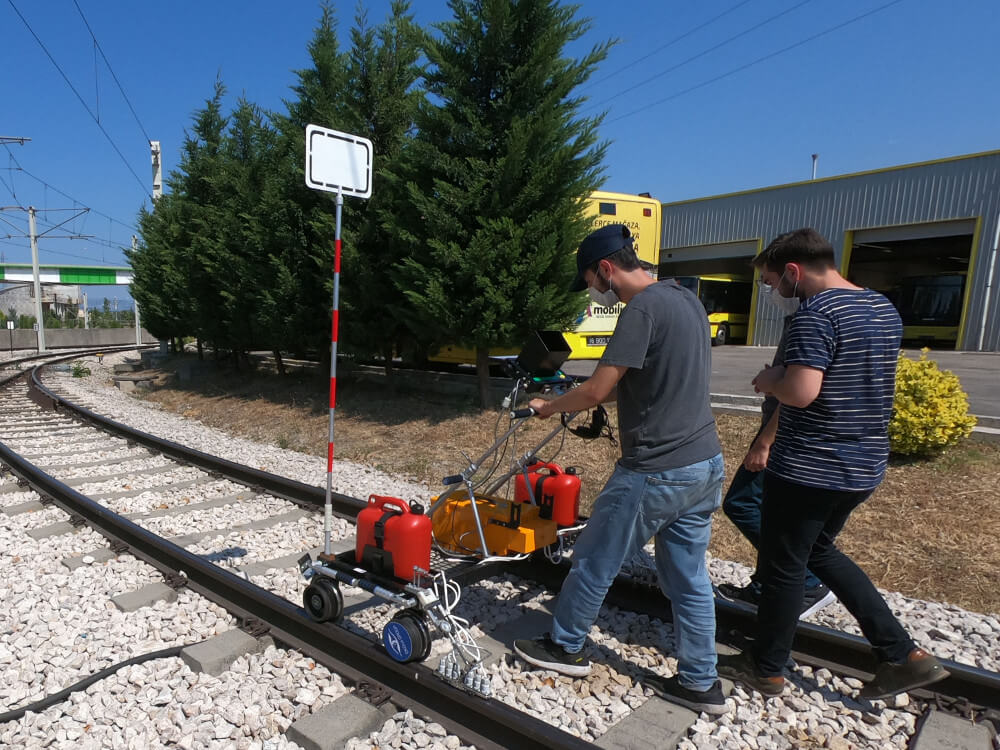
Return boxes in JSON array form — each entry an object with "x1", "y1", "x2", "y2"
[
  {"x1": 550, "y1": 454, "x2": 725, "y2": 691},
  {"x1": 723, "y1": 464, "x2": 823, "y2": 591}
]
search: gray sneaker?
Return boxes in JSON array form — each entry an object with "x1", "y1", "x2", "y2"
[
  {"x1": 513, "y1": 634, "x2": 591, "y2": 677},
  {"x1": 646, "y1": 674, "x2": 729, "y2": 716}
]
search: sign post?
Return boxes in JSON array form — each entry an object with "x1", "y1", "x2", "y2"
[
  {"x1": 305, "y1": 124, "x2": 373, "y2": 556},
  {"x1": 7, "y1": 320, "x2": 13, "y2": 356}
]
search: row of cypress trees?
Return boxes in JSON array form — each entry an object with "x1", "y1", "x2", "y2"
[{"x1": 129, "y1": 0, "x2": 612, "y2": 405}]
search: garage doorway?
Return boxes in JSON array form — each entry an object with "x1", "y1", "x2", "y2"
[
  {"x1": 844, "y1": 220, "x2": 976, "y2": 349},
  {"x1": 659, "y1": 240, "x2": 758, "y2": 345}
]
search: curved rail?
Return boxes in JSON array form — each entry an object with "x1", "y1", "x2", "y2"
[
  {"x1": 15, "y1": 359, "x2": 1000, "y2": 718},
  {"x1": 2, "y1": 364, "x2": 592, "y2": 750}
]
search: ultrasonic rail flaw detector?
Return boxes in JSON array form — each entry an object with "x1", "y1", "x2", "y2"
[{"x1": 299, "y1": 331, "x2": 612, "y2": 695}]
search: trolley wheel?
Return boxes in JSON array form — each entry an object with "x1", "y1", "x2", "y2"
[
  {"x1": 302, "y1": 578, "x2": 344, "y2": 623},
  {"x1": 382, "y1": 609, "x2": 432, "y2": 663},
  {"x1": 714, "y1": 323, "x2": 729, "y2": 347}
]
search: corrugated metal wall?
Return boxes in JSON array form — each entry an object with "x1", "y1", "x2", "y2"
[{"x1": 660, "y1": 151, "x2": 1000, "y2": 350}]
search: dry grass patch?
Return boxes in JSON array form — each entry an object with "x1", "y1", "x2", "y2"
[{"x1": 139, "y1": 361, "x2": 1000, "y2": 616}]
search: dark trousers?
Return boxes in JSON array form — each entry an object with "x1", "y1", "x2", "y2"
[
  {"x1": 752, "y1": 472, "x2": 915, "y2": 676},
  {"x1": 722, "y1": 465, "x2": 823, "y2": 590}
]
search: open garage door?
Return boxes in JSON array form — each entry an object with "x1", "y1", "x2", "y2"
[
  {"x1": 659, "y1": 240, "x2": 758, "y2": 345},
  {"x1": 845, "y1": 220, "x2": 976, "y2": 349}
]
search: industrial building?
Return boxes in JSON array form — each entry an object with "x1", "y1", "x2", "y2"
[
  {"x1": 658, "y1": 150, "x2": 1000, "y2": 351},
  {"x1": 0, "y1": 283, "x2": 82, "y2": 322}
]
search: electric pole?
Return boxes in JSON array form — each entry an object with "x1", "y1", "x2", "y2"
[
  {"x1": 132, "y1": 235, "x2": 141, "y2": 345},
  {"x1": 151, "y1": 141, "x2": 162, "y2": 200},
  {"x1": 28, "y1": 207, "x2": 45, "y2": 351}
]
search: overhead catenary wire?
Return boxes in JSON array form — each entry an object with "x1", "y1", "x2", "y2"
[
  {"x1": 586, "y1": 0, "x2": 816, "y2": 113},
  {"x1": 6, "y1": 0, "x2": 153, "y2": 201},
  {"x1": 71, "y1": 0, "x2": 155, "y2": 145},
  {"x1": 1, "y1": 146, "x2": 138, "y2": 232},
  {"x1": 585, "y1": 0, "x2": 758, "y2": 89},
  {"x1": 605, "y1": 0, "x2": 907, "y2": 124}
]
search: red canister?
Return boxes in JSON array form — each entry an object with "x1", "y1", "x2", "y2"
[
  {"x1": 514, "y1": 462, "x2": 581, "y2": 527},
  {"x1": 356, "y1": 495, "x2": 432, "y2": 581}
]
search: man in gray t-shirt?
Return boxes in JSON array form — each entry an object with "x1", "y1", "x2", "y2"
[{"x1": 513, "y1": 224, "x2": 728, "y2": 716}]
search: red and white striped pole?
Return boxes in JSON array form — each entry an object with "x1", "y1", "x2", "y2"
[{"x1": 324, "y1": 186, "x2": 344, "y2": 556}]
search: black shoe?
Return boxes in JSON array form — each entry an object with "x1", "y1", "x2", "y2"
[
  {"x1": 646, "y1": 674, "x2": 729, "y2": 716},
  {"x1": 716, "y1": 651, "x2": 785, "y2": 697},
  {"x1": 860, "y1": 648, "x2": 949, "y2": 700},
  {"x1": 800, "y1": 584, "x2": 837, "y2": 619},
  {"x1": 716, "y1": 581, "x2": 761, "y2": 605},
  {"x1": 513, "y1": 634, "x2": 591, "y2": 677}
]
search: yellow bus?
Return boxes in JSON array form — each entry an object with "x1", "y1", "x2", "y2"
[
  {"x1": 674, "y1": 274, "x2": 753, "y2": 346},
  {"x1": 889, "y1": 273, "x2": 966, "y2": 346},
  {"x1": 429, "y1": 190, "x2": 662, "y2": 363}
]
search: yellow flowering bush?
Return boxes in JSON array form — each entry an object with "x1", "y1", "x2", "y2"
[{"x1": 889, "y1": 349, "x2": 977, "y2": 456}]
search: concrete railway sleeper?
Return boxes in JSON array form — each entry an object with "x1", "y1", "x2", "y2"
[{"x1": 0, "y1": 354, "x2": 996, "y2": 748}]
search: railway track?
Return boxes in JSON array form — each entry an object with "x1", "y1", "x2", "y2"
[{"x1": 1, "y1": 351, "x2": 998, "y2": 749}]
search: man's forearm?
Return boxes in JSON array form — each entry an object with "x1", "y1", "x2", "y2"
[
  {"x1": 538, "y1": 381, "x2": 605, "y2": 416},
  {"x1": 757, "y1": 406, "x2": 779, "y2": 446}
]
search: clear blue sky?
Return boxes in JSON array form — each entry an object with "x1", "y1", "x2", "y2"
[{"x1": 3, "y1": 0, "x2": 998, "y2": 307}]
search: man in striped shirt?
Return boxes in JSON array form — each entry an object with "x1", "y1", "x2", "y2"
[{"x1": 717, "y1": 228, "x2": 949, "y2": 701}]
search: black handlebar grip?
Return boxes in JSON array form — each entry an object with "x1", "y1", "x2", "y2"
[
  {"x1": 511, "y1": 407, "x2": 536, "y2": 419},
  {"x1": 442, "y1": 474, "x2": 464, "y2": 486}
]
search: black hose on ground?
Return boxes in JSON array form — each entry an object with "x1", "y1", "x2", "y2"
[{"x1": 0, "y1": 645, "x2": 187, "y2": 724}]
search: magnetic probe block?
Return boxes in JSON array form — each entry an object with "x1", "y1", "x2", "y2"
[{"x1": 432, "y1": 494, "x2": 558, "y2": 556}]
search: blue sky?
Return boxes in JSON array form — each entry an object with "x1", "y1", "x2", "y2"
[{"x1": 2, "y1": 0, "x2": 998, "y2": 306}]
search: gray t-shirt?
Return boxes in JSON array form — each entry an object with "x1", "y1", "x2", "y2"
[{"x1": 599, "y1": 280, "x2": 721, "y2": 472}]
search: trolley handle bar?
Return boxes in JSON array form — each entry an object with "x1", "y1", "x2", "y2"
[
  {"x1": 442, "y1": 474, "x2": 465, "y2": 487},
  {"x1": 510, "y1": 407, "x2": 537, "y2": 419}
]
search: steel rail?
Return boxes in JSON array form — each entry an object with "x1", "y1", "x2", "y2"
[
  {"x1": 27, "y1": 364, "x2": 364, "y2": 517},
  {"x1": 504, "y1": 556, "x2": 1000, "y2": 713},
  {"x1": 19, "y1": 361, "x2": 1000, "y2": 715},
  {"x1": 0, "y1": 442, "x2": 595, "y2": 750}
]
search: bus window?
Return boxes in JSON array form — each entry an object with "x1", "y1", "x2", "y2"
[{"x1": 896, "y1": 275, "x2": 964, "y2": 326}]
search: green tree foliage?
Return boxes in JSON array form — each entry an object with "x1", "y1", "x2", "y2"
[
  {"x1": 394, "y1": 0, "x2": 611, "y2": 404},
  {"x1": 339, "y1": 1, "x2": 424, "y2": 369},
  {"x1": 131, "y1": 82, "x2": 229, "y2": 347},
  {"x1": 130, "y1": 1, "x2": 615, "y2": 399},
  {"x1": 267, "y1": 1, "x2": 353, "y2": 360}
]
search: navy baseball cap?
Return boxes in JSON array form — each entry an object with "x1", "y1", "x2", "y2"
[{"x1": 570, "y1": 224, "x2": 633, "y2": 291}]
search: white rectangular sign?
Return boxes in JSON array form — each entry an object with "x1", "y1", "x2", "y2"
[{"x1": 305, "y1": 125, "x2": 373, "y2": 199}]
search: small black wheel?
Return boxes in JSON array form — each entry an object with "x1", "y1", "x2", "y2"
[
  {"x1": 382, "y1": 609, "x2": 432, "y2": 663},
  {"x1": 302, "y1": 578, "x2": 344, "y2": 623},
  {"x1": 714, "y1": 323, "x2": 729, "y2": 347}
]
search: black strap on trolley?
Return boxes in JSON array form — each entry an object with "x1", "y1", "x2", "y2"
[
  {"x1": 372, "y1": 509, "x2": 398, "y2": 549},
  {"x1": 363, "y1": 509, "x2": 400, "y2": 576}
]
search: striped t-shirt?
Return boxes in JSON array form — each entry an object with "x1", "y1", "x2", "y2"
[{"x1": 766, "y1": 288, "x2": 902, "y2": 491}]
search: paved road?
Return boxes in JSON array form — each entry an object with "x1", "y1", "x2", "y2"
[{"x1": 563, "y1": 347, "x2": 1000, "y2": 417}]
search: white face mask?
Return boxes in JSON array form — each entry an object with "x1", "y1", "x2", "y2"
[
  {"x1": 588, "y1": 271, "x2": 619, "y2": 308},
  {"x1": 765, "y1": 271, "x2": 800, "y2": 314}
]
